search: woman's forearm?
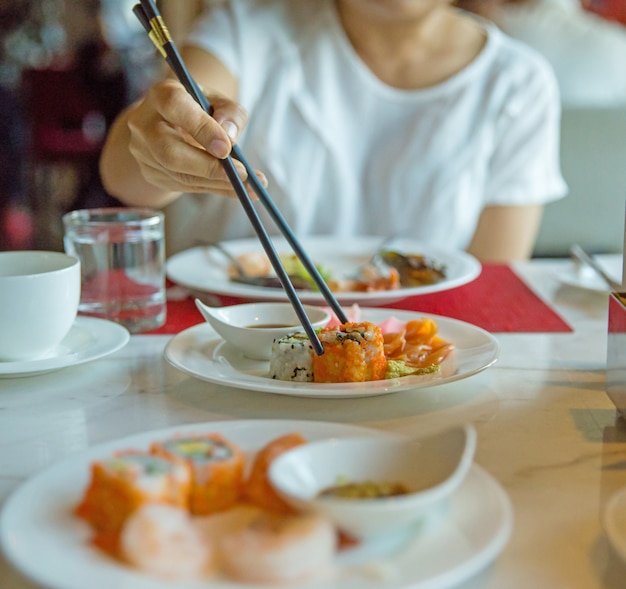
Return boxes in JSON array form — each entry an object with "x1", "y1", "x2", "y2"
[{"x1": 467, "y1": 204, "x2": 544, "y2": 262}]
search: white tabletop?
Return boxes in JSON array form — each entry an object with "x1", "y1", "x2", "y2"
[{"x1": 1, "y1": 257, "x2": 625, "y2": 589}]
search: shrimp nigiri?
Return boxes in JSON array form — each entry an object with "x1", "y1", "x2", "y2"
[
  {"x1": 120, "y1": 503, "x2": 213, "y2": 581},
  {"x1": 218, "y1": 510, "x2": 336, "y2": 584}
]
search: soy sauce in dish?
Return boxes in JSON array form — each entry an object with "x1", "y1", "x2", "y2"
[{"x1": 246, "y1": 323, "x2": 295, "y2": 329}]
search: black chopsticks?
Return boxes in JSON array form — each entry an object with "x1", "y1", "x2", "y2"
[{"x1": 133, "y1": 0, "x2": 348, "y2": 354}]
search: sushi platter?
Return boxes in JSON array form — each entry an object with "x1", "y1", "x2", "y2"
[
  {"x1": 164, "y1": 307, "x2": 499, "y2": 398},
  {"x1": 0, "y1": 419, "x2": 513, "y2": 589},
  {"x1": 165, "y1": 237, "x2": 482, "y2": 306}
]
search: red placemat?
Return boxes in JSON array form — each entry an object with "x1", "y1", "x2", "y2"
[
  {"x1": 145, "y1": 264, "x2": 572, "y2": 335},
  {"x1": 383, "y1": 264, "x2": 572, "y2": 332}
]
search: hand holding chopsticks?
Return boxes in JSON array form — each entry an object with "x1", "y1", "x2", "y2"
[{"x1": 133, "y1": 0, "x2": 348, "y2": 354}]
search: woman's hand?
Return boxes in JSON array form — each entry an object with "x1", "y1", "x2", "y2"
[{"x1": 126, "y1": 79, "x2": 265, "y2": 198}]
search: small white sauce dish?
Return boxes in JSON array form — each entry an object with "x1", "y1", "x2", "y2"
[
  {"x1": 268, "y1": 423, "x2": 477, "y2": 539},
  {"x1": 195, "y1": 300, "x2": 331, "y2": 360}
]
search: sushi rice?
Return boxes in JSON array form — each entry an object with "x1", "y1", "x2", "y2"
[{"x1": 269, "y1": 332, "x2": 315, "y2": 382}]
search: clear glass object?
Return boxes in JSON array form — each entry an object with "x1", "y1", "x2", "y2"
[{"x1": 63, "y1": 208, "x2": 166, "y2": 333}]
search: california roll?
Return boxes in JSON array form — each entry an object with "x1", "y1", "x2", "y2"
[
  {"x1": 75, "y1": 451, "x2": 191, "y2": 537},
  {"x1": 151, "y1": 433, "x2": 245, "y2": 515},
  {"x1": 269, "y1": 332, "x2": 315, "y2": 382},
  {"x1": 313, "y1": 321, "x2": 387, "y2": 383}
]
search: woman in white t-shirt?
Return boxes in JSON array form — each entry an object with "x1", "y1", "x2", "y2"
[{"x1": 100, "y1": 0, "x2": 567, "y2": 261}]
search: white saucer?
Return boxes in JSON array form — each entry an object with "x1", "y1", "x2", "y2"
[
  {"x1": 0, "y1": 317, "x2": 130, "y2": 378},
  {"x1": 556, "y1": 255, "x2": 623, "y2": 293},
  {"x1": 0, "y1": 419, "x2": 513, "y2": 589},
  {"x1": 604, "y1": 486, "x2": 626, "y2": 563}
]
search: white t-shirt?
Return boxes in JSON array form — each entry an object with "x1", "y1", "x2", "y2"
[
  {"x1": 493, "y1": 0, "x2": 626, "y2": 107},
  {"x1": 165, "y1": 0, "x2": 566, "y2": 255}
]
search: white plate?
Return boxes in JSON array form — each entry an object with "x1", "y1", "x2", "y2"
[
  {"x1": 556, "y1": 255, "x2": 622, "y2": 293},
  {"x1": 164, "y1": 308, "x2": 499, "y2": 399},
  {"x1": 0, "y1": 317, "x2": 130, "y2": 378},
  {"x1": 604, "y1": 485, "x2": 626, "y2": 563},
  {"x1": 165, "y1": 237, "x2": 482, "y2": 305},
  {"x1": 0, "y1": 419, "x2": 513, "y2": 589}
]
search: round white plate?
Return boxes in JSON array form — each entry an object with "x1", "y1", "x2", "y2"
[
  {"x1": 164, "y1": 308, "x2": 499, "y2": 399},
  {"x1": 556, "y1": 255, "x2": 622, "y2": 293},
  {"x1": 0, "y1": 317, "x2": 130, "y2": 378},
  {"x1": 0, "y1": 419, "x2": 513, "y2": 589},
  {"x1": 165, "y1": 237, "x2": 482, "y2": 305},
  {"x1": 604, "y1": 485, "x2": 626, "y2": 563}
]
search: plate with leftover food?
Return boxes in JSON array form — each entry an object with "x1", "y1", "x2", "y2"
[
  {"x1": 164, "y1": 307, "x2": 499, "y2": 398},
  {"x1": 165, "y1": 236, "x2": 482, "y2": 305},
  {"x1": 0, "y1": 419, "x2": 513, "y2": 589}
]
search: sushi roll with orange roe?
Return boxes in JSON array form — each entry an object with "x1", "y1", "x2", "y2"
[
  {"x1": 313, "y1": 321, "x2": 387, "y2": 383},
  {"x1": 151, "y1": 433, "x2": 244, "y2": 516},
  {"x1": 244, "y1": 432, "x2": 307, "y2": 515},
  {"x1": 75, "y1": 451, "x2": 191, "y2": 542}
]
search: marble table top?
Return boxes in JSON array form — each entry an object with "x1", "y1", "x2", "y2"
[{"x1": 1, "y1": 257, "x2": 625, "y2": 589}]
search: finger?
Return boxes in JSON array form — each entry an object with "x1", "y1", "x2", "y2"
[
  {"x1": 254, "y1": 170, "x2": 268, "y2": 188},
  {"x1": 208, "y1": 94, "x2": 249, "y2": 146},
  {"x1": 130, "y1": 116, "x2": 249, "y2": 189},
  {"x1": 138, "y1": 158, "x2": 245, "y2": 198},
  {"x1": 151, "y1": 81, "x2": 247, "y2": 158}
]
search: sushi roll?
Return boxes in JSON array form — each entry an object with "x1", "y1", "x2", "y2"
[
  {"x1": 269, "y1": 331, "x2": 314, "y2": 382},
  {"x1": 75, "y1": 451, "x2": 191, "y2": 538},
  {"x1": 151, "y1": 433, "x2": 245, "y2": 516},
  {"x1": 244, "y1": 432, "x2": 307, "y2": 514},
  {"x1": 313, "y1": 321, "x2": 387, "y2": 383}
]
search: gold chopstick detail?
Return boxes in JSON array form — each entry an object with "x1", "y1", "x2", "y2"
[{"x1": 149, "y1": 16, "x2": 171, "y2": 49}]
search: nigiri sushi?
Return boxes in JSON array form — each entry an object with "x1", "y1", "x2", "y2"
[
  {"x1": 120, "y1": 503, "x2": 213, "y2": 580},
  {"x1": 217, "y1": 510, "x2": 336, "y2": 584}
]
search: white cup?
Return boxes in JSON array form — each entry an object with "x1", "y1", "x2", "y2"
[{"x1": 0, "y1": 251, "x2": 81, "y2": 361}]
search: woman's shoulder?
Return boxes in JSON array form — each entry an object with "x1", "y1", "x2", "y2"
[
  {"x1": 188, "y1": 0, "x2": 330, "y2": 67},
  {"x1": 480, "y1": 23, "x2": 559, "y2": 93}
]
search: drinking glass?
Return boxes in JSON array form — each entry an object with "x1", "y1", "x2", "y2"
[{"x1": 63, "y1": 208, "x2": 166, "y2": 333}]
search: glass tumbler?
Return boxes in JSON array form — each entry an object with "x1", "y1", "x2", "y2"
[{"x1": 63, "y1": 208, "x2": 166, "y2": 333}]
